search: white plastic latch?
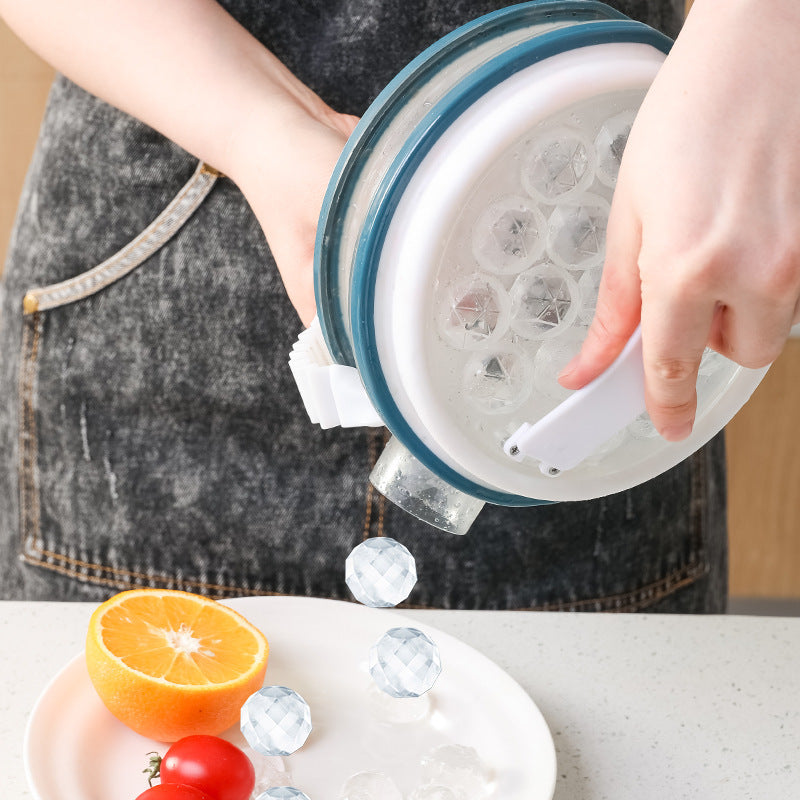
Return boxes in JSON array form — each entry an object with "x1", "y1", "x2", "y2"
[
  {"x1": 288, "y1": 318, "x2": 384, "y2": 429},
  {"x1": 504, "y1": 325, "x2": 646, "y2": 473}
]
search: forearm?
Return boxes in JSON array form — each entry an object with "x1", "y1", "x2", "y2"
[{"x1": 0, "y1": 0, "x2": 325, "y2": 181}]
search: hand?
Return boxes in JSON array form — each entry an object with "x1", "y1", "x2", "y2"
[
  {"x1": 227, "y1": 100, "x2": 359, "y2": 326},
  {"x1": 558, "y1": 0, "x2": 800, "y2": 441}
]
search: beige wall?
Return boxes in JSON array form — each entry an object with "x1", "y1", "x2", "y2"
[
  {"x1": 1, "y1": 16, "x2": 798, "y2": 599},
  {"x1": 0, "y1": 21, "x2": 54, "y2": 270},
  {"x1": 727, "y1": 345, "x2": 800, "y2": 597}
]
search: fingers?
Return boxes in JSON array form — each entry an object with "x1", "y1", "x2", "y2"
[
  {"x1": 707, "y1": 289, "x2": 795, "y2": 369},
  {"x1": 639, "y1": 278, "x2": 716, "y2": 441},
  {"x1": 706, "y1": 236, "x2": 800, "y2": 367},
  {"x1": 320, "y1": 107, "x2": 360, "y2": 139},
  {"x1": 338, "y1": 113, "x2": 361, "y2": 138},
  {"x1": 558, "y1": 191, "x2": 642, "y2": 389}
]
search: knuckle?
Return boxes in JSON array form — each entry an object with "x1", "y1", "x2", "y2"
[
  {"x1": 760, "y1": 245, "x2": 800, "y2": 298},
  {"x1": 651, "y1": 397, "x2": 697, "y2": 426},
  {"x1": 649, "y1": 357, "x2": 697, "y2": 384},
  {"x1": 737, "y1": 346, "x2": 781, "y2": 370},
  {"x1": 641, "y1": 237, "x2": 729, "y2": 289}
]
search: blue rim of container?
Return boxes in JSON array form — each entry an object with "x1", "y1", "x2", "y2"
[
  {"x1": 350, "y1": 20, "x2": 672, "y2": 506},
  {"x1": 314, "y1": 1, "x2": 629, "y2": 367}
]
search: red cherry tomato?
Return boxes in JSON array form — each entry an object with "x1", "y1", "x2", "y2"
[
  {"x1": 160, "y1": 735, "x2": 255, "y2": 800},
  {"x1": 136, "y1": 785, "x2": 215, "y2": 800}
]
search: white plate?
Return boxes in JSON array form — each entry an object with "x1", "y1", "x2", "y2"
[{"x1": 24, "y1": 596, "x2": 556, "y2": 799}]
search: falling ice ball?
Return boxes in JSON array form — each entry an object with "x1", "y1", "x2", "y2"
[{"x1": 345, "y1": 537, "x2": 418, "y2": 608}]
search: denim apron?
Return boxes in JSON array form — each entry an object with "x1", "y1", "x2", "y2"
[{"x1": 0, "y1": 0, "x2": 727, "y2": 611}]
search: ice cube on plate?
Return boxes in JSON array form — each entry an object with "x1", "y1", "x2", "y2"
[
  {"x1": 420, "y1": 744, "x2": 492, "y2": 800},
  {"x1": 241, "y1": 686, "x2": 312, "y2": 756},
  {"x1": 255, "y1": 789, "x2": 310, "y2": 800},
  {"x1": 408, "y1": 785, "x2": 460, "y2": 800},
  {"x1": 338, "y1": 771, "x2": 403, "y2": 800},
  {"x1": 367, "y1": 681, "x2": 432, "y2": 724},
  {"x1": 369, "y1": 627, "x2": 442, "y2": 698}
]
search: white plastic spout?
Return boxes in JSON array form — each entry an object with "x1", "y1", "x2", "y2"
[{"x1": 503, "y1": 325, "x2": 646, "y2": 473}]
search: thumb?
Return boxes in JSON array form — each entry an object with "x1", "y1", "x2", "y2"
[{"x1": 558, "y1": 191, "x2": 643, "y2": 389}]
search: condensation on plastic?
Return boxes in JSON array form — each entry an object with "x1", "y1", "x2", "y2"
[
  {"x1": 333, "y1": 20, "x2": 575, "y2": 343},
  {"x1": 369, "y1": 436, "x2": 485, "y2": 535}
]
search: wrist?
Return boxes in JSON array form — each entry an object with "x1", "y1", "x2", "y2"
[
  {"x1": 195, "y1": 39, "x2": 324, "y2": 174},
  {"x1": 218, "y1": 95, "x2": 315, "y2": 195}
]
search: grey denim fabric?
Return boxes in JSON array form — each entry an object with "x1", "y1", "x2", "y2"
[{"x1": 0, "y1": 0, "x2": 727, "y2": 611}]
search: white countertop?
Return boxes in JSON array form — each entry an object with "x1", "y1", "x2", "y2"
[{"x1": 2, "y1": 602, "x2": 798, "y2": 799}]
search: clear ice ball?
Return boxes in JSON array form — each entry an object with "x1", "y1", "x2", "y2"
[
  {"x1": 420, "y1": 744, "x2": 492, "y2": 800},
  {"x1": 408, "y1": 786, "x2": 459, "y2": 800},
  {"x1": 463, "y1": 349, "x2": 533, "y2": 415},
  {"x1": 345, "y1": 537, "x2": 417, "y2": 608},
  {"x1": 697, "y1": 348, "x2": 735, "y2": 411},
  {"x1": 584, "y1": 425, "x2": 629, "y2": 464},
  {"x1": 577, "y1": 268, "x2": 602, "y2": 325},
  {"x1": 227, "y1": 731, "x2": 292, "y2": 791},
  {"x1": 533, "y1": 335, "x2": 584, "y2": 402},
  {"x1": 367, "y1": 681, "x2": 432, "y2": 724},
  {"x1": 547, "y1": 194, "x2": 610, "y2": 271},
  {"x1": 628, "y1": 412, "x2": 660, "y2": 441},
  {"x1": 521, "y1": 126, "x2": 595, "y2": 203},
  {"x1": 369, "y1": 627, "x2": 442, "y2": 698},
  {"x1": 241, "y1": 686, "x2": 312, "y2": 757},
  {"x1": 255, "y1": 790, "x2": 310, "y2": 800},
  {"x1": 594, "y1": 109, "x2": 636, "y2": 187},
  {"x1": 472, "y1": 195, "x2": 546, "y2": 274},
  {"x1": 437, "y1": 273, "x2": 511, "y2": 350},
  {"x1": 338, "y1": 771, "x2": 403, "y2": 800},
  {"x1": 509, "y1": 262, "x2": 580, "y2": 340},
  {"x1": 250, "y1": 753, "x2": 292, "y2": 795},
  {"x1": 698, "y1": 347, "x2": 728, "y2": 378}
]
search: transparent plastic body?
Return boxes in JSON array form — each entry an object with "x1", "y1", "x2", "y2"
[
  {"x1": 371, "y1": 42, "x2": 765, "y2": 505},
  {"x1": 312, "y1": 11, "x2": 766, "y2": 532},
  {"x1": 369, "y1": 436, "x2": 485, "y2": 535},
  {"x1": 324, "y1": 9, "x2": 621, "y2": 353}
]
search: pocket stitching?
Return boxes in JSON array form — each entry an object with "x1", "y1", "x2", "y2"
[
  {"x1": 23, "y1": 162, "x2": 219, "y2": 315},
  {"x1": 19, "y1": 311, "x2": 43, "y2": 558},
  {"x1": 19, "y1": 552, "x2": 288, "y2": 598}
]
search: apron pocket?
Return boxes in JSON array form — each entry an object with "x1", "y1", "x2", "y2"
[
  {"x1": 18, "y1": 162, "x2": 223, "y2": 589},
  {"x1": 16, "y1": 158, "x2": 372, "y2": 600}
]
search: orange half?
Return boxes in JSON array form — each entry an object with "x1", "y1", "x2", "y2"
[{"x1": 85, "y1": 589, "x2": 269, "y2": 742}]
